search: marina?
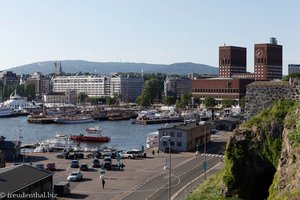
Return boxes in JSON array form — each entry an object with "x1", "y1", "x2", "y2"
[{"x1": 0, "y1": 116, "x2": 163, "y2": 151}]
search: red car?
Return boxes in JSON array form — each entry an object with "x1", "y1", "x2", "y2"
[{"x1": 45, "y1": 162, "x2": 56, "y2": 171}]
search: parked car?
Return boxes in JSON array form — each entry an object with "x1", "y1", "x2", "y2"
[
  {"x1": 80, "y1": 163, "x2": 89, "y2": 171},
  {"x1": 56, "y1": 152, "x2": 69, "y2": 159},
  {"x1": 119, "y1": 151, "x2": 138, "y2": 159},
  {"x1": 70, "y1": 160, "x2": 79, "y2": 168},
  {"x1": 104, "y1": 156, "x2": 112, "y2": 164},
  {"x1": 45, "y1": 162, "x2": 56, "y2": 171},
  {"x1": 92, "y1": 159, "x2": 101, "y2": 168},
  {"x1": 103, "y1": 162, "x2": 111, "y2": 170},
  {"x1": 67, "y1": 172, "x2": 83, "y2": 181},
  {"x1": 74, "y1": 152, "x2": 84, "y2": 159},
  {"x1": 35, "y1": 163, "x2": 45, "y2": 170}
]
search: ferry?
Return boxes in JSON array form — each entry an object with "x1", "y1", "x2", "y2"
[
  {"x1": 0, "y1": 107, "x2": 15, "y2": 118},
  {"x1": 54, "y1": 115, "x2": 94, "y2": 124}
]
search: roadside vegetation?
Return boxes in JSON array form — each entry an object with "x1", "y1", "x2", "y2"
[{"x1": 188, "y1": 100, "x2": 299, "y2": 200}]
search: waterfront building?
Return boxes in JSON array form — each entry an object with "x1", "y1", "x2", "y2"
[
  {"x1": 158, "y1": 121, "x2": 211, "y2": 152},
  {"x1": 43, "y1": 89, "x2": 77, "y2": 105},
  {"x1": 288, "y1": 64, "x2": 300, "y2": 75},
  {"x1": 0, "y1": 71, "x2": 20, "y2": 86},
  {"x1": 0, "y1": 136, "x2": 21, "y2": 162},
  {"x1": 52, "y1": 76, "x2": 110, "y2": 97},
  {"x1": 0, "y1": 165, "x2": 53, "y2": 198},
  {"x1": 25, "y1": 72, "x2": 50, "y2": 98},
  {"x1": 52, "y1": 75, "x2": 144, "y2": 103},
  {"x1": 164, "y1": 76, "x2": 192, "y2": 97}
]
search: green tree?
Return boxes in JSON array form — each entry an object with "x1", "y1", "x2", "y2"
[
  {"x1": 241, "y1": 96, "x2": 246, "y2": 110},
  {"x1": 222, "y1": 98, "x2": 235, "y2": 108},
  {"x1": 105, "y1": 96, "x2": 116, "y2": 106},
  {"x1": 77, "y1": 92, "x2": 88, "y2": 104},
  {"x1": 180, "y1": 93, "x2": 192, "y2": 108},
  {"x1": 203, "y1": 96, "x2": 216, "y2": 108},
  {"x1": 136, "y1": 90, "x2": 151, "y2": 107},
  {"x1": 163, "y1": 96, "x2": 176, "y2": 106}
]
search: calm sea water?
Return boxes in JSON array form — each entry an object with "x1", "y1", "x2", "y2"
[{"x1": 0, "y1": 117, "x2": 162, "y2": 150}]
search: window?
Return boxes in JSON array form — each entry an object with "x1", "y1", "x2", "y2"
[
  {"x1": 170, "y1": 142, "x2": 174, "y2": 146},
  {"x1": 162, "y1": 141, "x2": 167, "y2": 146},
  {"x1": 177, "y1": 142, "x2": 182, "y2": 147},
  {"x1": 177, "y1": 132, "x2": 182, "y2": 137},
  {"x1": 170, "y1": 132, "x2": 175, "y2": 137}
]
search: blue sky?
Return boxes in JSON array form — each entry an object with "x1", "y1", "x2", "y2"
[{"x1": 0, "y1": 0, "x2": 299, "y2": 74}]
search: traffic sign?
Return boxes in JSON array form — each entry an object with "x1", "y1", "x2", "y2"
[{"x1": 202, "y1": 161, "x2": 207, "y2": 171}]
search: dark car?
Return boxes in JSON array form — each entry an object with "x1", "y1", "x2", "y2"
[
  {"x1": 103, "y1": 162, "x2": 111, "y2": 170},
  {"x1": 70, "y1": 160, "x2": 79, "y2": 168},
  {"x1": 56, "y1": 152, "x2": 69, "y2": 159},
  {"x1": 80, "y1": 163, "x2": 89, "y2": 171},
  {"x1": 92, "y1": 159, "x2": 101, "y2": 168},
  {"x1": 36, "y1": 164, "x2": 45, "y2": 170},
  {"x1": 45, "y1": 162, "x2": 56, "y2": 171},
  {"x1": 74, "y1": 152, "x2": 84, "y2": 159}
]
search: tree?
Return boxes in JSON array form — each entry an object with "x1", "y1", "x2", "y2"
[
  {"x1": 105, "y1": 96, "x2": 116, "y2": 106},
  {"x1": 180, "y1": 93, "x2": 192, "y2": 108},
  {"x1": 203, "y1": 97, "x2": 216, "y2": 108},
  {"x1": 77, "y1": 92, "x2": 88, "y2": 104},
  {"x1": 163, "y1": 96, "x2": 176, "y2": 106},
  {"x1": 222, "y1": 98, "x2": 235, "y2": 108},
  {"x1": 136, "y1": 90, "x2": 151, "y2": 107},
  {"x1": 241, "y1": 96, "x2": 246, "y2": 110}
]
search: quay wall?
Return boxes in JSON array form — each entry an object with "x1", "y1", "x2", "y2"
[{"x1": 245, "y1": 78, "x2": 300, "y2": 119}]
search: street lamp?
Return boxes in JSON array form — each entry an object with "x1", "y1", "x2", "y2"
[{"x1": 160, "y1": 135, "x2": 172, "y2": 200}]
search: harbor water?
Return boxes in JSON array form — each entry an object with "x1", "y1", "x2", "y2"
[{"x1": 0, "y1": 116, "x2": 163, "y2": 150}]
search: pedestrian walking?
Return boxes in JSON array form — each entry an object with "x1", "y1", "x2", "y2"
[
  {"x1": 102, "y1": 178, "x2": 105, "y2": 189},
  {"x1": 157, "y1": 149, "x2": 160, "y2": 154},
  {"x1": 152, "y1": 150, "x2": 155, "y2": 156}
]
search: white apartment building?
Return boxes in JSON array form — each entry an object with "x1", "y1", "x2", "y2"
[{"x1": 52, "y1": 75, "x2": 144, "y2": 102}]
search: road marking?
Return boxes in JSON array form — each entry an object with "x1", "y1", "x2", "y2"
[
  {"x1": 170, "y1": 162, "x2": 222, "y2": 200},
  {"x1": 145, "y1": 156, "x2": 216, "y2": 200}
]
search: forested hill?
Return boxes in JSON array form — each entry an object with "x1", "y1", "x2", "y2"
[{"x1": 6, "y1": 60, "x2": 218, "y2": 75}]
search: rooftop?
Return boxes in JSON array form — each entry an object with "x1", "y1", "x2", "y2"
[
  {"x1": 248, "y1": 81, "x2": 289, "y2": 87},
  {"x1": 158, "y1": 121, "x2": 208, "y2": 131},
  {"x1": 0, "y1": 165, "x2": 53, "y2": 193}
]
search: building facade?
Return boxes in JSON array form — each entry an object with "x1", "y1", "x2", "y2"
[
  {"x1": 0, "y1": 136, "x2": 21, "y2": 162},
  {"x1": 52, "y1": 75, "x2": 144, "y2": 102},
  {"x1": 219, "y1": 46, "x2": 247, "y2": 78},
  {"x1": 43, "y1": 89, "x2": 77, "y2": 105},
  {"x1": 288, "y1": 64, "x2": 300, "y2": 75},
  {"x1": 25, "y1": 72, "x2": 51, "y2": 97},
  {"x1": 158, "y1": 122, "x2": 211, "y2": 152},
  {"x1": 254, "y1": 38, "x2": 282, "y2": 80},
  {"x1": 192, "y1": 78, "x2": 254, "y2": 104},
  {"x1": 164, "y1": 77, "x2": 192, "y2": 97},
  {"x1": 0, "y1": 71, "x2": 19, "y2": 86}
]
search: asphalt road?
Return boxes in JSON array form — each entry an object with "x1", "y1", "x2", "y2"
[{"x1": 121, "y1": 146, "x2": 225, "y2": 200}]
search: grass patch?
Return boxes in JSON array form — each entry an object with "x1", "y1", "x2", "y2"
[{"x1": 186, "y1": 169, "x2": 240, "y2": 200}]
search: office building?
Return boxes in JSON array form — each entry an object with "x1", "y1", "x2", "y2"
[
  {"x1": 288, "y1": 64, "x2": 300, "y2": 75},
  {"x1": 25, "y1": 72, "x2": 51, "y2": 97},
  {"x1": 164, "y1": 77, "x2": 192, "y2": 97},
  {"x1": 0, "y1": 71, "x2": 19, "y2": 86}
]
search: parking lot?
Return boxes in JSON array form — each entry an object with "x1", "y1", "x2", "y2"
[{"x1": 12, "y1": 131, "x2": 233, "y2": 200}]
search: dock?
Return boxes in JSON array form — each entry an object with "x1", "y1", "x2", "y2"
[{"x1": 27, "y1": 117, "x2": 56, "y2": 124}]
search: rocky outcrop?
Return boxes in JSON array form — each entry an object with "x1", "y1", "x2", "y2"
[{"x1": 268, "y1": 110, "x2": 300, "y2": 199}]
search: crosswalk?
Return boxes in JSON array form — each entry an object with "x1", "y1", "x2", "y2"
[{"x1": 201, "y1": 153, "x2": 225, "y2": 158}]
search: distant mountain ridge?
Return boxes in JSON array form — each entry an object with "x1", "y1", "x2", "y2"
[{"x1": 6, "y1": 60, "x2": 218, "y2": 75}]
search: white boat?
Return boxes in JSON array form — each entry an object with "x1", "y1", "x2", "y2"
[
  {"x1": 0, "y1": 107, "x2": 15, "y2": 117},
  {"x1": 54, "y1": 115, "x2": 94, "y2": 124},
  {"x1": 146, "y1": 131, "x2": 159, "y2": 149},
  {"x1": 33, "y1": 133, "x2": 72, "y2": 152},
  {"x1": 2, "y1": 90, "x2": 40, "y2": 112}
]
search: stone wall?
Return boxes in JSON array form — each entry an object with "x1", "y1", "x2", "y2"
[{"x1": 245, "y1": 78, "x2": 300, "y2": 119}]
